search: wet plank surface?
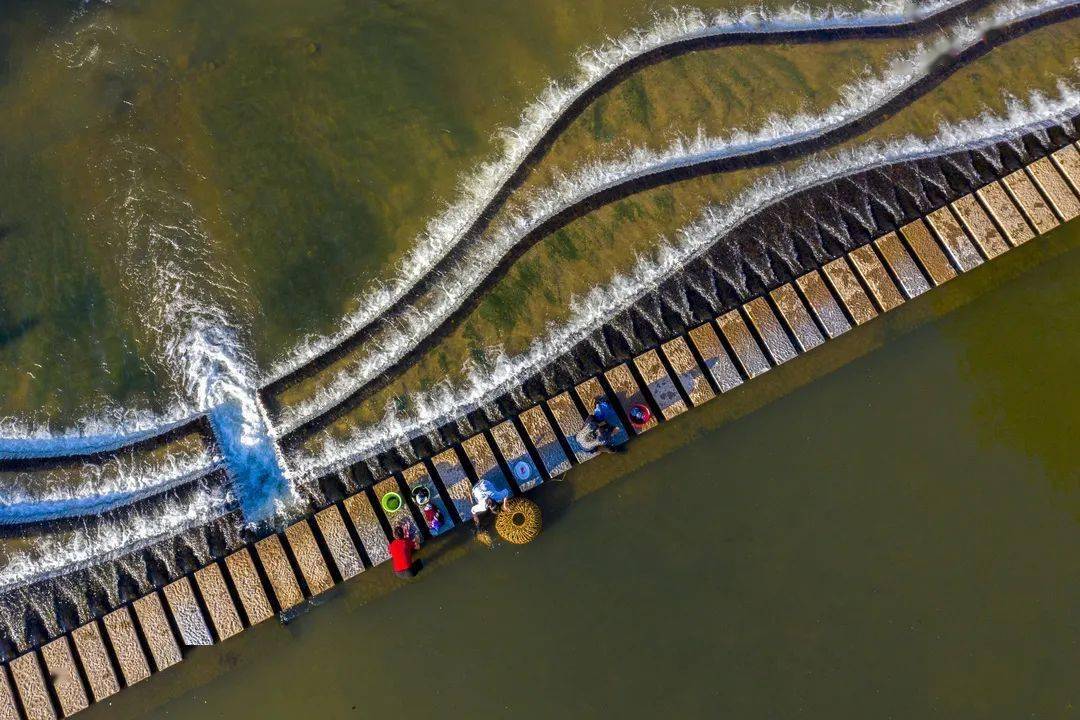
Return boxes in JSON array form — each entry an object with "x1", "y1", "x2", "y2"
[
  {"x1": 193, "y1": 564, "x2": 244, "y2": 640},
  {"x1": 399, "y1": 463, "x2": 453, "y2": 536},
  {"x1": 926, "y1": 206, "x2": 983, "y2": 272},
  {"x1": 604, "y1": 363, "x2": 659, "y2": 432},
  {"x1": 314, "y1": 505, "x2": 364, "y2": 580},
  {"x1": 461, "y1": 434, "x2": 510, "y2": 495},
  {"x1": 1026, "y1": 157, "x2": 1080, "y2": 221},
  {"x1": 660, "y1": 337, "x2": 714, "y2": 406},
  {"x1": 769, "y1": 284, "x2": 824, "y2": 351},
  {"x1": 70, "y1": 622, "x2": 119, "y2": 701},
  {"x1": 372, "y1": 476, "x2": 423, "y2": 536},
  {"x1": 874, "y1": 232, "x2": 931, "y2": 299},
  {"x1": 9, "y1": 653, "x2": 55, "y2": 720},
  {"x1": 132, "y1": 593, "x2": 182, "y2": 671},
  {"x1": 976, "y1": 180, "x2": 1035, "y2": 246},
  {"x1": 742, "y1": 298, "x2": 797, "y2": 364},
  {"x1": 633, "y1": 349, "x2": 688, "y2": 419},
  {"x1": 822, "y1": 257, "x2": 878, "y2": 325},
  {"x1": 41, "y1": 638, "x2": 87, "y2": 717},
  {"x1": 899, "y1": 219, "x2": 956, "y2": 285},
  {"x1": 284, "y1": 521, "x2": 334, "y2": 596},
  {"x1": 1051, "y1": 144, "x2": 1080, "y2": 191},
  {"x1": 796, "y1": 270, "x2": 851, "y2": 338},
  {"x1": 223, "y1": 548, "x2": 274, "y2": 626},
  {"x1": 847, "y1": 245, "x2": 904, "y2": 312},
  {"x1": 717, "y1": 309, "x2": 771, "y2": 376},
  {"x1": 684, "y1": 323, "x2": 741, "y2": 393},
  {"x1": 102, "y1": 608, "x2": 150, "y2": 686},
  {"x1": 1002, "y1": 169, "x2": 1058, "y2": 234},
  {"x1": 490, "y1": 420, "x2": 542, "y2": 492},
  {"x1": 547, "y1": 391, "x2": 596, "y2": 462},
  {"x1": 162, "y1": 577, "x2": 213, "y2": 647},
  {"x1": 950, "y1": 194, "x2": 1009, "y2": 259},
  {"x1": 254, "y1": 535, "x2": 304, "y2": 612},
  {"x1": 0, "y1": 668, "x2": 18, "y2": 720},
  {"x1": 518, "y1": 405, "x2": 572, "y2": 477},
  {"x1": 431, "y1": 449, "x2": 475, "y2": 524},
  {"x1": 341, "y1": 492, "x2": 391, "y2": 566}
]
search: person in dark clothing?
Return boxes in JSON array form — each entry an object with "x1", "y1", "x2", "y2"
[{"x1": 388, "y1": 523, "x2": 423, "y2": 579}]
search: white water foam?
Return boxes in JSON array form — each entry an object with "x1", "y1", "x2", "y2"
[
  {"x1": 263, "y1": 0, "x2": 976, "y2": 385},
  {"x1": 292, "y1": 81, "x2": 1080, "y2": 478},
  {"x1": 0, "y1": 480, "x2": 233, "y2": 593},
  {"x1": 275, "y1": 0, "x2": 1069, "y2": 433}
]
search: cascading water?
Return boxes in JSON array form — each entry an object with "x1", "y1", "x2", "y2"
[
  {"x1": 261, "y1": 0, "x2": 985, "y2": 387},
  {"x1": 292, "y1": 84, "x2": 1080, "y2": 479},
  {"x1": 271, "y1": 0, "x2": 1078, "y2": 435}
]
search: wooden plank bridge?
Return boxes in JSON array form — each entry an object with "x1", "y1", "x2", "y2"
[{"x1": 1, "y1": 143, "x2": 1078, "y2": 720}]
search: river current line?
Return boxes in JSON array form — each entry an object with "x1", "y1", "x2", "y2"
[
  {"x1": 275, "y1": 0, "x2": 1080, "y2": 444},
  {"x1": 261, "y1": 0, "x2": 991, "y2": 398}
]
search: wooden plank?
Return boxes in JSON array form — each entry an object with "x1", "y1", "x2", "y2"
[
  {"x1": 847, "y1": 245, "x2": 904, "y2": 312},
  {"x1": 314, "y1": 505, "x2": 364, "y2": 580},
  {"x1": 769, "y1": 284, "x2": 825, "y2": 351},
  {"x1": 9, "y1": 653, "x2": 56, "y2": 720},
  {"x1": 574, "y1": 377, "x2": 631, "y2": 444},
  {"x1": 0, "y1": 668, "x2": 19, "y2": 720},
  {"x1": 40, "y1": 638, "x2": 88, "y2": 717},
  {"x1": 604, "y1": 363, "x2": 659, "y2": 432},
  {"x1": 687, "y1": 322, "x2": 743, "y2": 391},
  {"x1": 950, "y1": 194, "x2": 1010, "y2": 259},
  {"x1": 926, "y1": 206, "x2": 983, "y2": 271},
  {"x1": 254, "y1": 535, "x2": 303, "y2": 612},
  {"x1": 132, "y1": 593, "x2": 182, "y2": 670},
  {"x1": 874, "y1": 232, "x2": 931, "y2": 299},
  {"x1": 1026, "y1": 158, "x2": 1080, "y2": 221},
  {"x1": 431, "y1": 449, "x2": 475, "y2": 523},
  {"x1": 976, "y1": 180, "x2": 1035, "y2": 246},
  {"x1": 795, "y1": 270, "x2": 851, "y2": 338},
  {"x1": 223, "y1": 548, "x2": 274, "y2": 626},
  {"x1": 400, "y1": 461, "x2": 455, "y2": 536},
  {"x1": 102, "y1": 607, "x2": 150, "y2": 686},
  {"x1": 1050, "y1": 144, "x2": 1080, "y2": 192},
  {"x1": 461, "y1": 434, "x2": 512, "y2": 497},
  {"x1": 546, "y1": 392, "x2": 595, "y2": 462},
  {"x1": 162, "y1": 577, "x2": 213, "y2": 647},
  {"x1": 717, "y1": 309, "x2": 771, "y2": 376},
  {"x1": 341, "y1": 492, "x2": 391, "y2": 566},
  {"x1": 742, "y1": 298, "x2": 798, "y2": 364},
  {"x1": 660, "y1": 337, "x2": 715, "y2": 406},
  {"x1": 899, "y1": 219, "x2": 956, "y2": 285},
  {"x1": 284, "y1": 521, "x2": 334, "y2": 596},
  {"x1": 517, "y1": 405, "x2": 571, "y2": 478},
  {"x1": 1002, "y1": 168, "x2": 1058, "y2": 234},
  {"x1": 70, "y1": 622, "x2": 119, "y2": 701},
  {"x1": 633, "y1": 349, "x2": 689, "y2": 419},
  {"x1": 193, "y1": 564, "x2": 243, "y2": 640},
  {"x1": 490, "y1": 420, "x2": 543, "y2": 492},
  {"x1": 822, "y1": 257, "x2": 878, "y2": 325},
  {"x1": 372, "y1": 476, "x2": 423, "y2": 536}
]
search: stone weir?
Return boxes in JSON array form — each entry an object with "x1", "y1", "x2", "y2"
[{"x1": 1, "y1": 125, "x2": 1079, "y2": 719}]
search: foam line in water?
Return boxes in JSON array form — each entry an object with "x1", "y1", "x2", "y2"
[
  {"x1": 262, "y1": 0, "x2": 987, "y2": 387},
  {"x1": 274, "y1": 0, "x2": 1075, "y2": 435},
  {"x1": 292, "y1": 83, "x2": 1080, "y2": 478},
  {"x1": 0, "y1": 480, "x2": 234, "y2": 594},
  {"x1": 0, "y1": 450, "x2": 220, "y2": 527}
]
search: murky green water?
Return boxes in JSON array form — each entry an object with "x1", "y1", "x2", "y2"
[{"x1": 76, "y1": 225, "x2": 1079, "y2": 719}]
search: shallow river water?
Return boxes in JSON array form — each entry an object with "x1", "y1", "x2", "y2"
[{"x1": 74, "y1": 224, "x2": 1079, "y2": 718}]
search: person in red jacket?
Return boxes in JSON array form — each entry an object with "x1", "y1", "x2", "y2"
[{"x1": 388, "y1": 522, "x2": 422, "y2": 579}]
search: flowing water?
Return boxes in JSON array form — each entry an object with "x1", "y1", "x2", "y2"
[{"x1": 76, "y1": 216, "x2": 1079, "y2": 719}]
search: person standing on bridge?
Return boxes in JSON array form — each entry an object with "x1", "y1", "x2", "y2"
[{"x1": 389, "y1": 522, "x2": 422, "y2": 579}]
